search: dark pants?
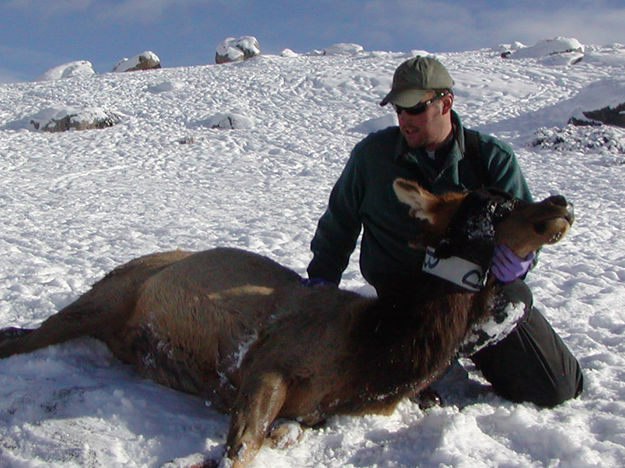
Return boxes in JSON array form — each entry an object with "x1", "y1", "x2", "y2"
[
  {"x1": 375, "y1": 278, "x2": 583, "y2": 407},
  {"x1": 470, "y1": 280, "x2": 583, "y2": 407}
]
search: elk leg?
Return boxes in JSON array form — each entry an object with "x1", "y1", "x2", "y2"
[
  {"x1": 0, "y1": 299, "x2": 114, "y2": 358},
  {"x1": 225, "y1": 372, "x2": 288, "y2": 468}
]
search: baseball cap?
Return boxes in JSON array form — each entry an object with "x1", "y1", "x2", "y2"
[{"x1": 380, "y1": 56, "x2": 454, "y2": 107}]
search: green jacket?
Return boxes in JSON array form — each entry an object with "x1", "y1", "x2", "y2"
[{"x1": 307, "y1": 111, "x2": 533, "y2": 287}]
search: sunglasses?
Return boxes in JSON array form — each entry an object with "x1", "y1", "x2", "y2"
[{"x1": 393, "y1": 92, "x2": 448, "y2": 115}]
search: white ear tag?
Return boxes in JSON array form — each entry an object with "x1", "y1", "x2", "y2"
[{"x1": 422, "y1": 247, "x2": 487, "y2": 291}]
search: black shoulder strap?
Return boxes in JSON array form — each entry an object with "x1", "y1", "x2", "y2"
[{"x1": 463, "y1": 128, "x2": 490, "y2": 188}]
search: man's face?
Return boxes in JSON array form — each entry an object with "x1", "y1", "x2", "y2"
[{"x1": 395, "y1": 91, "x2": 449, "y2": 149}]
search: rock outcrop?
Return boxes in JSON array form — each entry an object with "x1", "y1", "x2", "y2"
[
  {"x1": 215, "y1": 36, "x2": 260, "y2": 64},
  {"x1": 7, "y1": 106, "x2": 122, "y2": 132},
  {"x1": 113, "y1": 51, "x2": 161, "y2": 72}
]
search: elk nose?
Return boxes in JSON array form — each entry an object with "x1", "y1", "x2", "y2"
[
  {"x1": 548, "y1": 195, "x2": 575, "y2": 224},
  {"x1": 548, "y1": 195, "x2": 567, "y2": 206}
]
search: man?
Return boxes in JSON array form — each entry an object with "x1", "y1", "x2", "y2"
[{"x1": 306, "y1": 56, "x2": 583, "y2": 407}]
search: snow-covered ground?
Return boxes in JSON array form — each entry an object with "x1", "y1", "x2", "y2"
[{"x1": 1, "y1": 40, "x2": 625, "y2": 467}]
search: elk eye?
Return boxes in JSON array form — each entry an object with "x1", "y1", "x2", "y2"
[{"x1": 534, "y1": 221, "x2": 547, "y2": 234}]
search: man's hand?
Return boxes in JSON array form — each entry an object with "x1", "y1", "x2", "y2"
[{"x1": 491, "y1": 244, "x2": 535, "y2": 283}]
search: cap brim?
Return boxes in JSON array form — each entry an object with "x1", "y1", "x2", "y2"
[{"x1": 379, "y1": 88, "x2": 428, "y2": 107}]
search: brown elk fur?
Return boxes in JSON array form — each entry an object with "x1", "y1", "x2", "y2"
[{"x1": 0, "y1": 179, "x2": 573, "y2": 468}]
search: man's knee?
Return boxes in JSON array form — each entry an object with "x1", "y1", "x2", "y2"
[
  {"x1": 540, "y1": 367, "x2": 584, "y2": 407},
  {"x1": 473, "y1": 348, "x2": 583, "y2": 407},
  {"x1": 471, "y1": 306, "x2": 584, "y2": 407},
  {"x1": 512, "y1": 357, "x2": 584, "y2": 407}
]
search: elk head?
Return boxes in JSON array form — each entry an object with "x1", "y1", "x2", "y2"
[{"x1": 393, "y1": 178, "x2": 574, "y2": 274}]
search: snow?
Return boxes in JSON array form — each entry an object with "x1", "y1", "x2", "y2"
[
  {"x1": 193, "y1": 112, "x2": 255, "y2": 130},
  {"x1": 323, "y1": 43, "x2": 365, "y2": 56},
  {"x1": 279, "y1": 49, "x2": 298, "y2": 58},
  {"x1": 1, "y1": 39, "x2": 625, "y2": 468},
  {"x1": 460, "y1": 302, "x2": 526, "y2": 355},
  {"x1": 32, "y1": 60, "x2": 95, "y2": 82},
  {"x1": 567, "y1": 79, "x2": 625, "y2": 120},
  {"x1": 507, "y1": 37, "x2": 584, "y2": 59}
]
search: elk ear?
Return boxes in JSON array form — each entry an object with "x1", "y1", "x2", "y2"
[{"x1": 393, "y1": 178, "x2": 437, "y2": 223}]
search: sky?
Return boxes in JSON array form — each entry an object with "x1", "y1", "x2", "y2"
[{"x1": 1, "y1": 0, "x2": 624, "y2": 83}]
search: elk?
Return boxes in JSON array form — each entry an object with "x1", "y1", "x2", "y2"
[{"x1": 0, "y1": 179, "x2": 574, "y2": 468}]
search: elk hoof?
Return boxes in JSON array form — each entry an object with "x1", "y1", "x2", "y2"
[
  {"x1": 268, "y1": 419, "x2": 303, "y2": 449},
  {"x1": 161, "y1": 451, "x2": 223, "y2": 468},
  {"x1": 411, "y1": 387, "x2": 442, "y2": 410}
]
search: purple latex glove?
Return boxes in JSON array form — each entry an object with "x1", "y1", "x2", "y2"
[{"x1": 491, "y1": 244, "x2": 536, "y2": 283}]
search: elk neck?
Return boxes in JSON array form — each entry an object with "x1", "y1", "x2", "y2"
[{"x1": 352, "y1": 274, "x2": 494, "y2": 387}]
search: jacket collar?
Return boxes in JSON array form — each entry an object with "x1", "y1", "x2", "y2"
[{"x1": 394, "y1": 111, "x2": 467, "y2": 183}]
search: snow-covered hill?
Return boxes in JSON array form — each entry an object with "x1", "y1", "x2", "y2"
[{"x1": 1, "y1": 41, "x2": 624, "y2": 467}]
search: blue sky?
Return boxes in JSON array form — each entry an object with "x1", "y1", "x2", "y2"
[{"x1": 1, "y1": 0, "x2": 623, "y2": 83}]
